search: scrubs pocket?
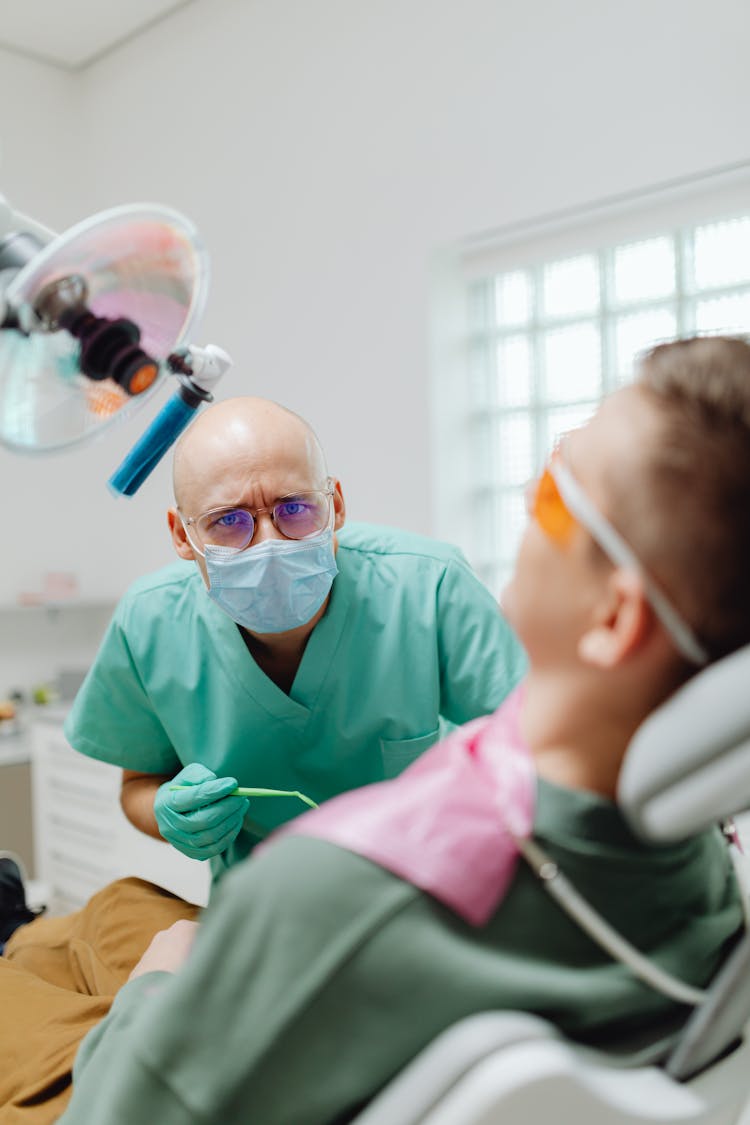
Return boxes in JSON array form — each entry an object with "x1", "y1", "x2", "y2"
[{"x1": 380, "y1": 728, "x2": 440, "y2": 779}]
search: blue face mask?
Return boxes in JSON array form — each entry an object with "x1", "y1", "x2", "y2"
[{"x1": 204, "y1": 526, "x2": 339, "y2": 634}]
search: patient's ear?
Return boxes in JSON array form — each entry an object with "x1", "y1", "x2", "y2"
[
  {"x1": 578, "y1": 569, "x2": 651, "y2": 668},
  {"x1": 168, "y1": 508, "x2": 196, "y2": 561}
]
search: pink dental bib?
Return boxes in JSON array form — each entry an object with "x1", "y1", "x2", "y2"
[{"x1": 276, "y1": 687, "x2": 535, "y2": 926}]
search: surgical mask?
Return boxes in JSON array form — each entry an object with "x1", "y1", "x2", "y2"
[{"x1": 204, "y1": 525, "x2": 338, "y2": 634}]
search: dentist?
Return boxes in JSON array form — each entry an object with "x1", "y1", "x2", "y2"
[{"x1": 64, "y1": 396, "x2": 525, "y2": 882}]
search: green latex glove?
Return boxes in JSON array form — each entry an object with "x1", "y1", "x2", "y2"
[{"x1": 154, "y1": 763, "x2": 249, "y2": 861}]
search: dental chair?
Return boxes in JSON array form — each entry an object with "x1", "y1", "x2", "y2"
[{"x1": 354, "y1": 645, "x2": 750, "y2": 1125}]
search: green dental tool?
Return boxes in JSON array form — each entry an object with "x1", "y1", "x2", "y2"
[{"x1": 170, "y1": 784, "x2": 318, "y2": 810}]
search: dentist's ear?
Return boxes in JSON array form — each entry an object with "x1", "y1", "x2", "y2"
[
  {"x1": 332, "y1": 479, "x2": 346, "y2": 532},
  {"x1": 168, "y1": 508, "x2": 196, "y2": 561},
  {"x1": 578, "y1": 569, "x2": 652, "y2": 668}
]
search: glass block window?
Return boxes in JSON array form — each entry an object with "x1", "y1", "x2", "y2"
[{"x1": 467, "y1": 215, "x2": 750, "y2": 592}]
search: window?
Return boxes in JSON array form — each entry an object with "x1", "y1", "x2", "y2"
[{"x1": 432, "y1": 169, "x2": 750, "y2": 596}]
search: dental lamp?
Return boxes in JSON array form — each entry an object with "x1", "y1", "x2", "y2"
[{"x1": 0, "y1": 192, "x2": 231, "y2": 495}]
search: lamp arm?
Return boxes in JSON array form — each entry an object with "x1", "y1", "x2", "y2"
[{"x1": 0, "y1": 193, "x2": 56, "y2": 245}]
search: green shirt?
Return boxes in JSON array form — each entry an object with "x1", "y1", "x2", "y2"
[
  {"x1": 61, "y1": 778, "x2": 742, "y2": 1125},
  {"x1": 64, "y1": 523, "x2": 525, "y2": 878}
]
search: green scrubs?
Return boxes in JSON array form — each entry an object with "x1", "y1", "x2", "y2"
[
  {"x1": 64, "y1": 523, "x2": 525, "y2": 876},
  {"x1": 60, "y1": 778, "x2": 743, "y2": 1125}
]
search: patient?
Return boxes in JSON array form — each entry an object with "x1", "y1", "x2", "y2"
[{"x1": 1, "y1": 334, "x2": 749, "y2": 1124}]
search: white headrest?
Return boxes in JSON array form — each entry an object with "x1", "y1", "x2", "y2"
[{"x1": 617, "y1": 645, "x2": 750, "y2": 843}]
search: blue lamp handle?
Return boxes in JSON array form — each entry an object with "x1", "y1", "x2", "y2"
[{"x1": 108, "y1": 380, "x2": 210, "y2": 497}]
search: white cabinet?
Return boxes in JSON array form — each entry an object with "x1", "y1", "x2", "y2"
[{"x1": 30, "y1": 714, "x2": 210, "y2": 914}]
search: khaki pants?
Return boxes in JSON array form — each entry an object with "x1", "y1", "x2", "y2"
[{"x1": 0, "y1": 878, "x2": 200, "y2": 1125}]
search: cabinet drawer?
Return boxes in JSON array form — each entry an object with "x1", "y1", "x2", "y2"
[
  {"x1": 30, "y1": 718, "x2": 210, "y2": 912},
  {"x1": 45, "y1": 807, "x2": 117, "y2": 850},
  {"x1": 37, "y1": 765, "x2": 119, "y2": 815}
]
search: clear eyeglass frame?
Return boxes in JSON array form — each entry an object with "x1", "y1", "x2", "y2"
[{"x1": 181, "y1": 477, "x2": 336, "y2": 557}]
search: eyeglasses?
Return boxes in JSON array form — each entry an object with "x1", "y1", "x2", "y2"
[
  {"x1": 181, "y1": 479, "x2": 335, "y2": 556},
  {"x1": 527, "y1": 455, "x2": 708, "y2": 666}
]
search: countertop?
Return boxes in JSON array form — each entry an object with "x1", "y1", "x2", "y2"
[
  {"x1": 0, "y1": 730, "x2": 31, "y2": 766},
  {"x1": 0, "y1": 704, "x2": 71, "y2": 764}
]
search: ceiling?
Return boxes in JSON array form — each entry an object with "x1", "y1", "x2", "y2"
[{"x1": 0, "y1": 0, "x2": 195, "y2": 70}]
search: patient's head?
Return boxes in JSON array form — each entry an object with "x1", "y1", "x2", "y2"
[
  {"x1": 504, "y1": 334, "x2": 750, "y2": 698},
  {"x1": 621, "y1": 335, "x2": 750, "y2": 662}
]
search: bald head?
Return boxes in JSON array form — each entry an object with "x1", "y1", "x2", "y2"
[{"x1": 173, "y1": 397, "x2": 327, "y2": 515}]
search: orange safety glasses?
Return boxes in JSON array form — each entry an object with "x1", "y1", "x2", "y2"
[{"x1": 527, "y1": 464, "x2": 578, "y2": 547}]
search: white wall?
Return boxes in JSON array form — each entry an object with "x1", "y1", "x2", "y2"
[
  {"x1": 0, "y1": 47, "x2": 76, "y2": 230},
  {"x1": 2, "y1": 0, "x2": 750, "y2": 609}
]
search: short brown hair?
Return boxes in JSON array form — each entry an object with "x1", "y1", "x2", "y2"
[{"x1": 623, "y1": 336, "x2": 750, "y2": 662}]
